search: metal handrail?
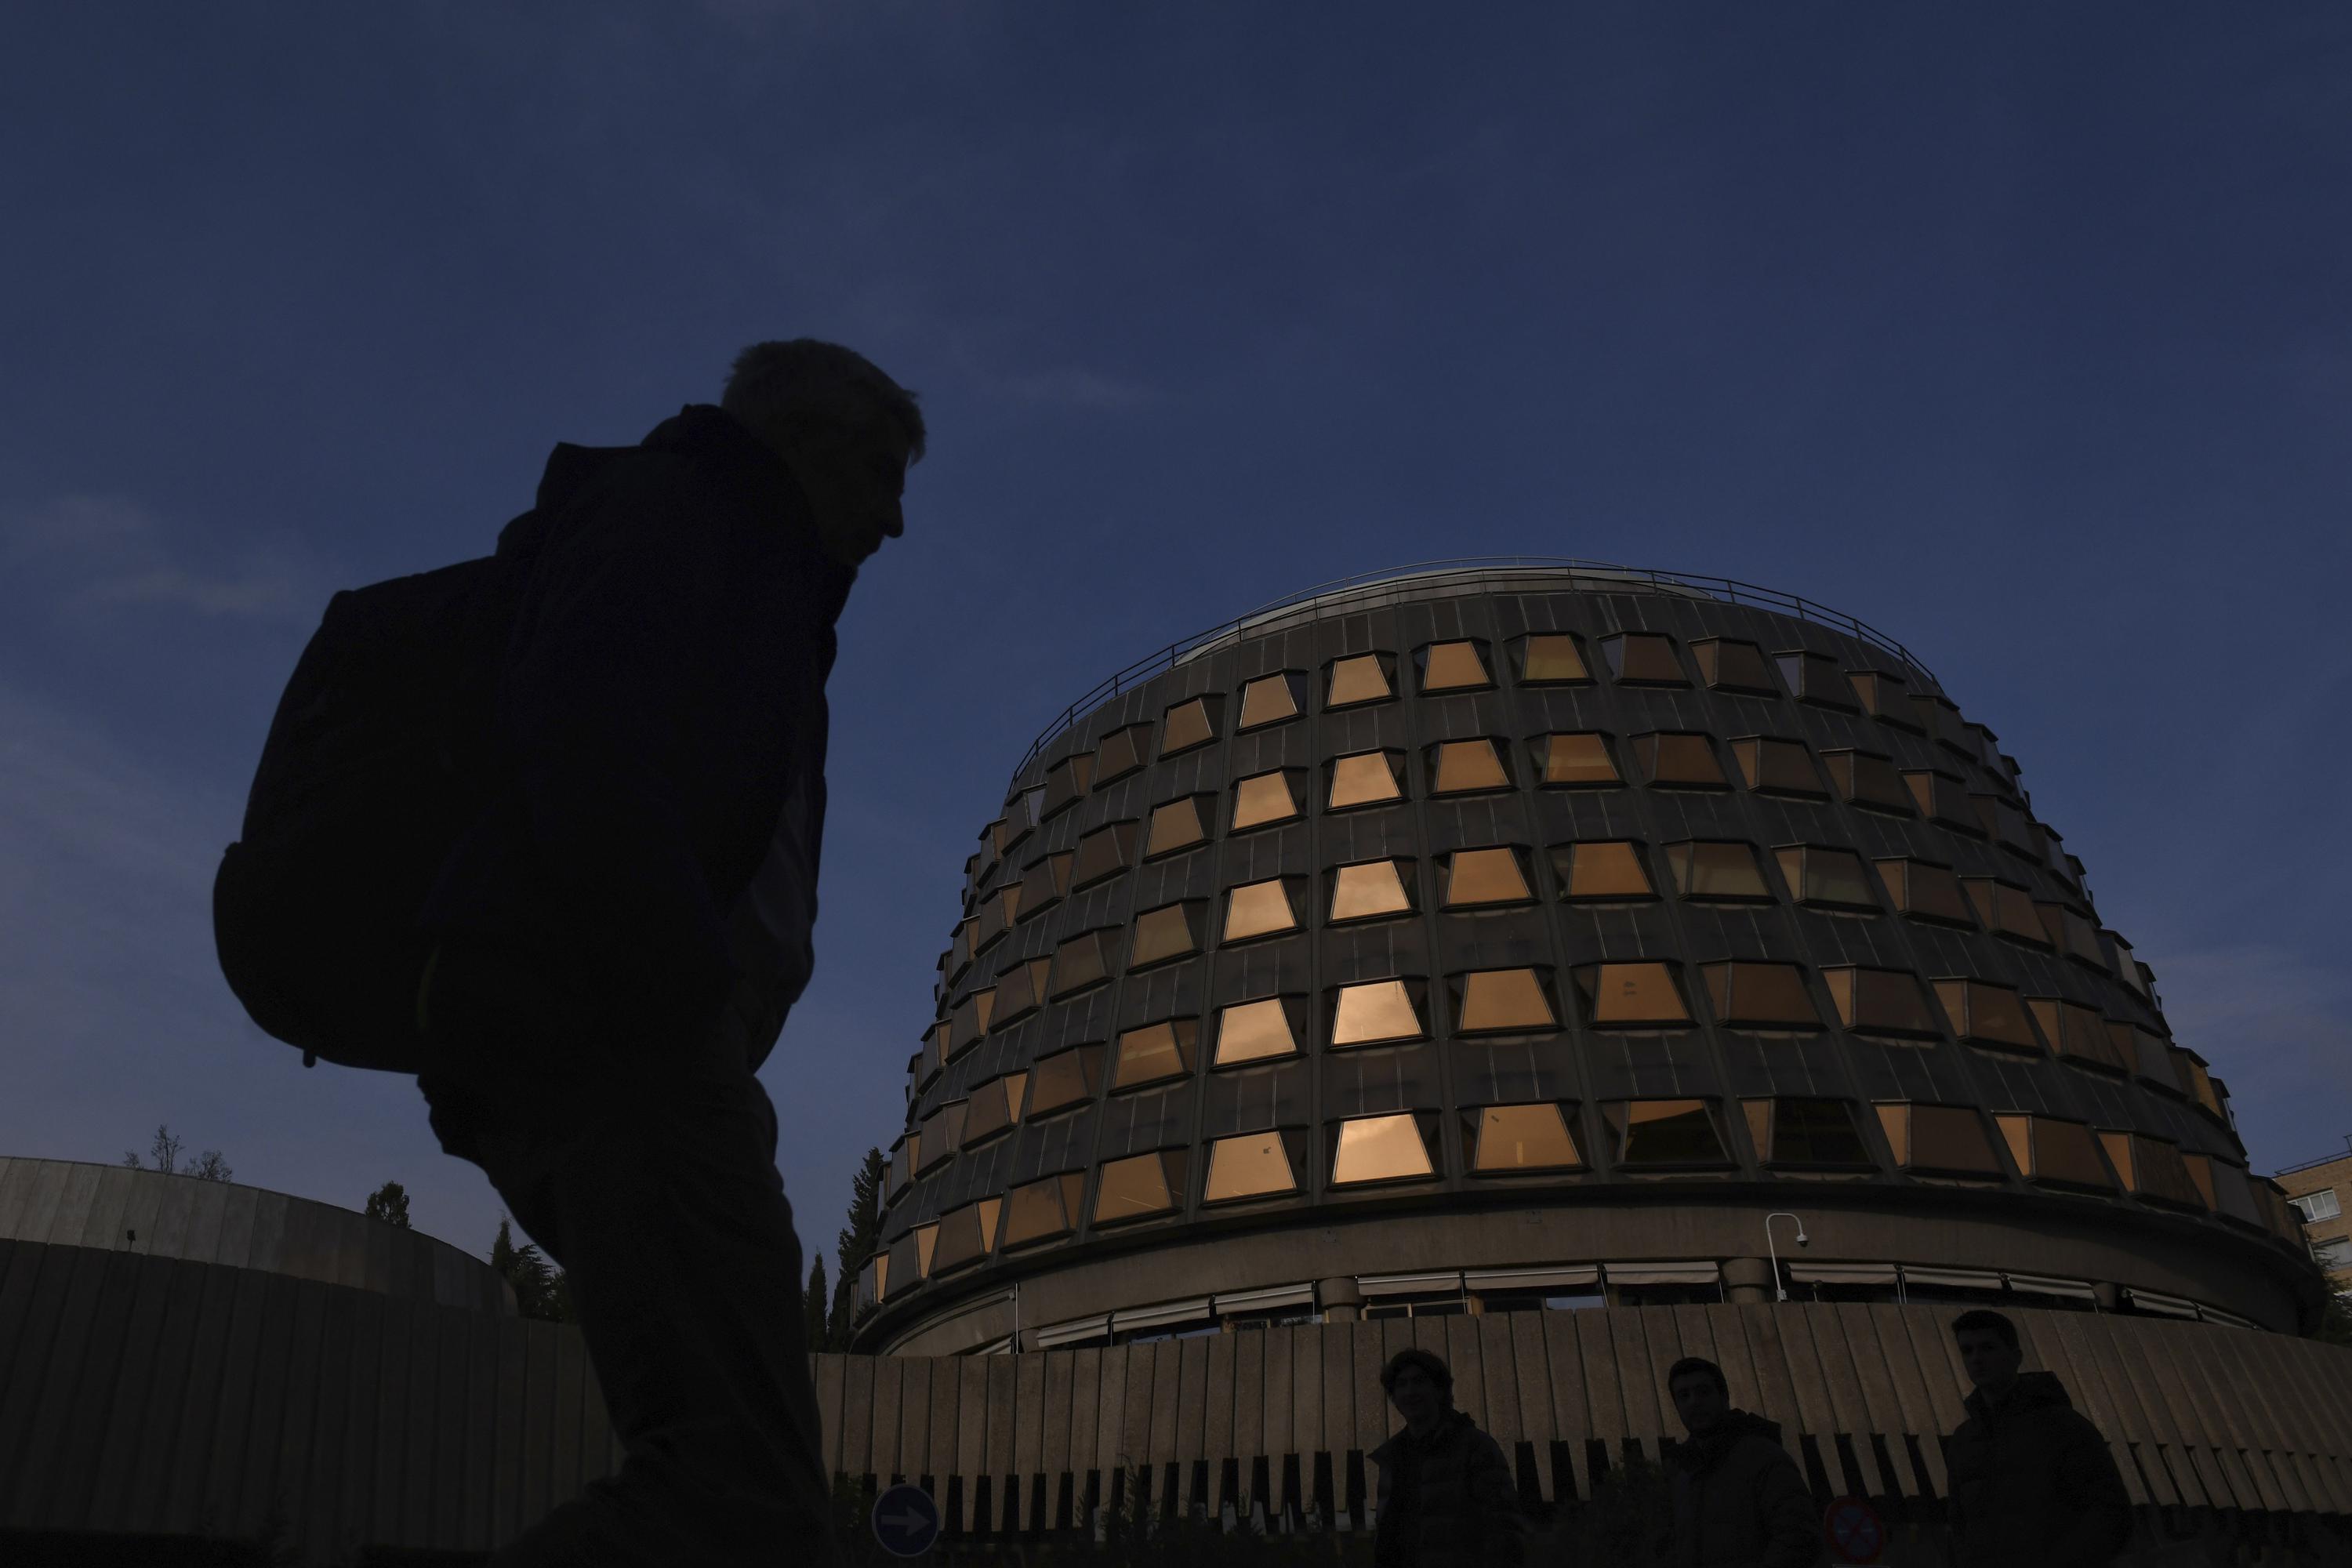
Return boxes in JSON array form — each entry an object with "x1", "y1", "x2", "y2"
[{"x1": 1010, "y1": 557, "x2": 1939, "y2": 775}]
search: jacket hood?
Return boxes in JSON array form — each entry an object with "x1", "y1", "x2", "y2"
[
  {"x1": 1963, "y1": 1369, "x2": 2073, "y2": 1423},
  {"x1": 1674, "y1": 1407, "x2": 1783, "y2": 1472}
]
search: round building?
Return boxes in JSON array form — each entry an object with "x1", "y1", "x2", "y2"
[{"x1": 857, "y1": 563, "x2": 2319, "y2": 1355}]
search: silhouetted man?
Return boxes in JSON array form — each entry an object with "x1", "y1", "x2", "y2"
[
  {"x1": 1368, "y1": 1347, "x2": 1523, "y2": 1568},
  {"x1": 413, "y1": 339, "x2": 922, "y2": 1566},
  {"x1": 1945, "y1": 1308, "x2": 2131, "y2": 1568},
  {"x1": 1664, "y1": 1356, "x2": 1818, "y2": 1568}
]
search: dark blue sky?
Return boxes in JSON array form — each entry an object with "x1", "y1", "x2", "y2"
[{"x1": 4, "y1": 5, "x2": 2347, "y2": 1274}]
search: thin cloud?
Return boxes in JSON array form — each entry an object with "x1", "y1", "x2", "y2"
[
  {"x1": 2148, "y1": 940, "x2": 2352, "y2": 1171},
  {"x1": 993, "y1": 365, "x2": 1161, "y2": 412},
  {"x1": 2, "y1": 493, "x2": 324, "y2": 623}
]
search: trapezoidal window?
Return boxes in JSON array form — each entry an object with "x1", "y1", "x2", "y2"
[
  {"x1": 1821, "y1": 967, "x2": 1938, "y2": 1037},
  {"x1": 926, "y1": 1200, "x2": 1000, "y2": 1275},
  {"x1": 918, "y1": 1104, "x2": 964, "y2": 1167},
  {"x1": 1159, "y1": 695, "x2": 1220, "y2": 757},
  {"x1": 1550, "y1": 840, "x2": 1654, "y2": 901},
  {"x1": 1453, "y1": 968, "x2": 1558, "y2": 1034},
  {"x1": 1222, "y1": 877, "x2": 1301, "y2": 944},
  {"x1": 1236, "y1": 672, "x2": 1306, "y2": 731},
  {"x1": 1142, "y1": 795, "x2": 1211, "y2": 860},
  {"x1": 1112, "y1": 1018, "x2": 1196, "y2": 1091},
  {"x1": 1874, "y1": 1103, "x2": 2001, "y2": 1175},
  {"x1": 1730, "y1": 738, "x2": 1826, "y2": 799},
  {"x1": 960, "y1": 1072, "x2": 1029, "y2": 1146},
  {"x1": 1048, "y1": 931, "x2": 1116, "y2": 999},
  {"x1": 1972, "y1": 793, "x2": 2041, "y2": 857},
  {"x1": 1329, "y1": 859, "x2": 1415, "y2": 923},
  {"x1": 1847, "y1": 670, "x2": 1918, "y2": 728},
  {"x1": 1025, "y1": 1044, "x2": 1105, "y2": 1117},
  {"x1": 1537, "y1": 731, "x2": 1621, "y2": 787},
  {"x1": 1964, "y1": 879, "x2": 2049, "y2": 946},
  {"x1": 1443, "y1": 846, "x2": 1534, "y2": 907},
  {"x1": 1330, "y1": 1113, "x2": 1435, "y2": 1186},
  {"x1": 2098, "y1": 1132, "x2": 2204, "y2": 1210},
  {"x1": 1327, "y1": 751, "x2": 1405, "y2": 811},
  {"x1": 1039, "y1": 753, "x2": 1094, "y2": 820},
  {"x1": 2029, "y1": 999, "x2": 2125, "y2": 1074},
  {"x1": 1131, "y1": 901, "x2": 1204, "y2": 970},
  {"x1": 1693, "y1": 637, "x2": 1777, "y2": 695},
  {"x1": 1995, "y1": 1114, "x2": 2115, "y2": 1191},
  {"x1": 1202, "y1": 1131, "x2": 1298, "y2": 1203},
  {"x1": 1213, "y1": 996, "x2": 1301, "y2": 1066},
  {"x1": 1604, "y1": 1099, "x2": 1730, "y2": 1166},
  {"x1": 946, "y1": 988, "x2": 994, "y2": 1057},
  {"x1": 1664, "y1": 840, "x2": 1772, "y2": 902},
  {"x1": 1000, "y1": 1171, "x2": 1087, "y2": 1250},
  {"x1": 1773, "y1": 846, "x2": 1877, "y2": 911},
  {"x1": 1514, "y1": 633, "x2": 1592, "y2": 685},
  {"x1": 1572, "y1": 963, "x2": 1690, "y2": 1028},
  {"x1": 1091, "y1": 723, "x2": 1152, "y2": 786},
  {"x1": 1775, "y1": 650, "x2": 1858, "y2": 710},
  {"x1": 1070, "y1": 821, "x2": 1140, "y2": 891},
  {"x1": 2038, "y1": 903, "x2": 2108, "y2": 968},
  {"x1": 1330, "y1": 978, "x2": 1425, "y2": 1047},
  {"x1": 1600, "y1": 632, "x2": 1686, "y2": 686},
  {"x1": 990, "y1": 957, "x2": 1051, "y2": 1025},
  {"x1": 1015, "y1": 853, "x2": 1074, "y2": 921},
  {"x1": 1820, "y1": 750, "x2": 1915, "y2": 815},
  {"x1": 1933, "y1": 979, "x2": 2042, "y2": 1054},
  {"x1": 1428, "y1": 738, "x2": 1511, "y2": 795},
  {"x1": 1417, "y1": 640, "x2": 1494, "y2": 693},
  {"x1": 1469, "y1": 1102, "x2": 1584, "y2": 1173},
  {"x1": 1232, "y1": 768, "x2": 1305, "y2": 831},
  {"x1": 1326, "y1": 653, "x2": 1395, "y2": 709},
  {"x1": 1631, "y1": 732, "x2": 1727, "y2": 789},
  {"x1": 1743, "y1": 1098, "x2": 1872, "y2": 1167},
  {"x1": 1905, "y1": 770, "x2": 1979, "y2": 830},
  {"x1": 1094, "y1": 1149, "x2": 1186, "y2": 1226},
  {"x1": 1700, "y1": 962, "x2": 1821, "y2": 1029},
  {"x1": 1874, "y1": 858, "x2": 1974, "y2": 925}
]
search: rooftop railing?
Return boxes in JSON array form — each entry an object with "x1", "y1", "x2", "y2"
[{"x1": 1012, "y1": 558, "x2": 1940, "y2": 775}]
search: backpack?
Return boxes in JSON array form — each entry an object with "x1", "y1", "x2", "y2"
[{"x1": 212, "y1": 550, "x2": 528, "y2": 1073}]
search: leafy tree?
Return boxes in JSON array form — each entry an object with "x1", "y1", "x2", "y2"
[
  {"x1": 364, "y1": 1181, "x2": 412, "y2": 1228},
  {"x1": 2318, "y1": 1289, "x2": 2352, "y2": 1348},
  {"x1": 122, "y1": 1123, "x2": 231, "y2": 1182},
  {"x1": 825, "y1": 1147, "x2": 887, "y2": 1348},
  {"x1": 490, "y1": 1213, "x2": 572, "y2": 1323},
  {"x1": 804, "y1": 1254, "x2": 829, "y2": 1349}
]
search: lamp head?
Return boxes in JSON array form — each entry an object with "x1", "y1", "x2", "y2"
[{"x1": 1795, "y1": 1230, "x2": 1809, "y2": 1247}]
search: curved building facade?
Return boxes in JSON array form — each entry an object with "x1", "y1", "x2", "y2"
[{"x1": 861, "y1": 564, "x2": 2321, "y2": 1355}]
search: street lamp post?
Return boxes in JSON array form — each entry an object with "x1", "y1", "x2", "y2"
[{"x1": 1764, "y1": 1212, "x2": 1808, "y2": 1303}]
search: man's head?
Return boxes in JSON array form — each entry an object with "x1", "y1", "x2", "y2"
[
  {"x1": 1666, "y1": 1356, "x2": 1729, "y2": 1436},
  {"x1": 1951, "y1": 1309, "x2": 2024, "y2": 1395},
  {"x1": 1380, "y1": 1347, "x2": 1453, "y2": 1428},
  {"x1": 720, "y1": 339, "x2": 926, "y2": 568}
]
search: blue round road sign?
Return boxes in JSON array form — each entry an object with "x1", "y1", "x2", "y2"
[
  {"x1": 871, "y1": 1482, "x2": 942, "y2": 1559},
  {"x1": 1824, "y1": 1494, "x2": 1885, "y2": 1564}
]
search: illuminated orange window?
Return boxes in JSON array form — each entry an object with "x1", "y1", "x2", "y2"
[
  {"x1": 1160, "y1": 695, "x2": 1219, "y2": 757},
  {"x1": 1091, "y1": 723, "x2": 1152, "y2": 786},
  {"x1": 1572, "y1": 964, "x2": 1689, "y2": 1027},
  {"x1": 1551, "y1": 840, "x2": 1653, "y2": 901},
  {"x1": 1213, "y1": 998, "x2": 1300, "y2": 1065},
  {"x1": 1419, "y1": 641, "x2": 1493, "y2": 692},
  {"x1": 1222, "y1": 879, "x2": 1299, "y2": 944},
  {"x1": 1327, "y1": 752, "x2": 1404, "y2": 810},
  {"x1": 1094, "y1": 1149, "x2": 1184, "y2": 1225},
  {"x1": 1236, "y1": 673, "x2": 1304, "y2": 731},
  {"x1": 1469, "y1": 1104, "x2": 1584, "y2": 1172},
  {"x1": 1232, "y1": 769, "x2": 1304, "y2": 829},
  {"x1": 1142, "y1": 796, "x2": 1210, "y2": 859},
  {"x1": 1330, "y1": 1114, "x2": 1435, "y2": 1185},
  {"x1": 1000, "y1": 1171, "x2": 1086, "y2": 1249},
  {"x1": 1454, "y1": 968, "x2": 1557, "y2": 1033},
  {"x1": 1601, "y1": 633, "x2": 1686, "y2": 685},
  {"x1": 1203, "y1": 1131, "x2": 1298, "y2": 1203},
  {"x1": 1429, "y1": 739, "x2": 1510, "y2": 795},
  {"x1": 1538, "y1": 732, "x2": 1620, "y2": 786},
  {"x1": 1516, "y1": 633, "x2": 1592, "y2": 684},
  {"x1": 1026, "y1": 1044, "x2": 1105, "y2": 1116},
  {"x1": 1330, "y1": 979, "x2": 1425, "y2": 1046},
  {"x1": 1112, "y1": 1019, "x2": 1196, "y2": 1090},
  {"x1": 1995, "y1": 1114, "x2": 2114, "y2": 1190},
  {"x1": 1444, "y1": 847, "x2": 1533, "y2": 906},
  {"x1": 1070, "y1": 821, "x2": 1139, "y2": 889},
  {"x1": 1326, "y1": 654, "x2": 1393, "y2": 708},
  {"x1": 1330, "y1": 859, "x2": 1414, "y2": 923},
  {"x1": 1130, "y1": 902, "x2": 1203, "y2": 969}
]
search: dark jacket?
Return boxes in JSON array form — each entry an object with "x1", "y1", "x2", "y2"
[
  {"x1": 1945, "y1": 1371, "x2": 2132, "y2": 1568},
  {"x1": 1666, "y1": 1410, "x2": 1819, "y2": 1568},
  {"x1": 1369, "y1": 1406, "x2": 1523, "y2": 1568},
  {"x1": 416, "y1": 405, "x2": 851, "y2": 1144}
]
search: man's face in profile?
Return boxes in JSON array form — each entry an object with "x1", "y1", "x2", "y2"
[
  {"x1": 1955, "y1": 1327, "x2": 2023, "y2": 1393},
  {"x1": 789, "y1": 413, "x2": 912, "y2": 568}
]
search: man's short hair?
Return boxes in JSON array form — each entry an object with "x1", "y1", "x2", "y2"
[
  {"x1": 1950, "y1": 1308, "x2": 2019, "y2": 1351},
  {"x1": 1380, "y1": 1347, "x2": 1454, "y2": 1397},
  {"x1": 1666, "y1": 1356, "x2": 1727, "y2": 1397},
  {"x1": 722, "y1": 339, "x2": 926, "y2": 462}
]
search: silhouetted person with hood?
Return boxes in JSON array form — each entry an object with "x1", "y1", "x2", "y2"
[
  {"x1": 1369, "y1": 1347, "x2": 1523, "y2": 1568},
  {"x1": 1663, "y1": 1356, "x2": 1819, "y2": 1568},
  {"x1": 413, "y1": 339, "x2": 922, "y2": 1566},
  {"x1": 1945, "y1": 1308, "x2": 2132, "y2": 1568}
]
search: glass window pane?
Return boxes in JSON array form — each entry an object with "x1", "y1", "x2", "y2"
[
  {"x1": 1823, "y1": 967, "x2": 1938, "y2": 1035},
  {"x1": 1160, "y1": 697, "x2": 1217, "y2": 757},
  {"x1": 1602, "y1": 633, "x2": 1686, "y2": 684},
  {"x1": 1458, "y1": 968, "x2": 1557, "y2": 1033},
  {"x1": 1224, "y1": 879, "x2": 1298, "y2": 942},
  {"x1": 1776, "y1": 651, "x2": 1857, "y2": 709},
  {"x1": 1332, "y1": 1114, "x2": 1434, "y2": 1185},
  {"x1": 1907, "y1": 770, "x2": 1975, "y2": 827},
  {"x1": 1635, "y1": 733, "x2": 1726, "y2": 787},
  {"x1": 1027, "y1": 1046, "x2": 1101, "y2": 1116},
  {"x1": 1613, "y1": 1099, "x2": 1726, "y2": 1163},
  {"x1": 1131, "y1": 902, "x2": 1201, "y2": 968},
  {"x1": 1144, "y1": 797, "x2": 1208, "y2": 860},
  {"x1": 1092, "y1": 724, "x2": 1151, "y2": 785},
  {"x1": 1330, "y1": 859, "x2": 1414, "y2": 922},
  {"x1": 1766, "y1": 1098, "x2": 1871, "y2": 1165},
  {"x1": 1519, "y1": 634, "x2": 1590, "y2": 684},
  {"x1": 1002, "y1": 1174, "x2": 1073, "y2": 1247},
  {"x1": 1214, "y1": 998, "x2": 1298, "y2": 1065},
  {"x1": 1577, "y1": 963, "x2": 1689, "y2": 1025},
  {"x1": 2031, "y1": 1120, "x2": 2114, "y2": 1189},
  {"x1": 1070, "y1": 821, "x2": 1138, "y2": 889},
  {"x1": 1695, "y1": 638, "x2": 1777, "y2": 693},
  {"x1": 1431, "y1": 739, "x2": 1510, "y2": 794},
  {"x1": 1236, "y1": 673, "x2": 1301, "y2": 731},
  {"x1": 1666, "y1": 841, "x2": 1770, "y2": 900},
  {"x1": 1541, "y1": 732, "x2": 1620, "y2": 786},
  {"x1": 1472, "y1": 1104, "x2": 1582, "y2": 1171},
  {"x1": 1909, "y1": 1105, "x2": 2001, "y2": 1174},
  {"x1": 1935, "y1": 979, "x2": 2039, "y2": 1051},
  {"x1": 1552, "y1": 840, "x2": 1653, "y2": 900},
  {"x1": 1327, "y1": 654, "x2": 1392, "y2": 708},
  {"x1": 1732, "y1": 738, "x2": 1824, "y2": 797},
  {"x1": 1775, "y1": 846, "x2": 1875, "y2": 909},
  {"x1": 1700, "y1": 963, "x2": 1820, "y2": 1027},
  {"x1": 1876, "y1": 858, "x2": 1973, "y2": 924},
  {"x1": 1204, "y1": 1132, "x2": 1296, "y2": 1203},
  {"x1": 1233, "y1": 770, "x2": 1301, "y2": 829},
  {"x1": 1328, "y1": 752, "x2": 1403, "y2": 809},
  {"x1": 1331, "y1": 979, "x2": 1424, "y2": 1045},
  {"x1": 1094, "y1": 1151, "x2": 1175, "y2": 1225},
  {"x1": 1823, "y1": 750, "x2": 1914, "y2": 813},
  {"x1": 1113, "y1": 1018, "x2": 1196, "y2": 1088},
  {"x1": 1446, "y1": 847, "x2": 1532, "y2": 906},
  {"x1": 1017, "y1": 853, "x2": 1074, "y2": 919},
  {"x1": 1421, "y1": 641, "x2": 1492, "y2": 691},
  {"x1": 927, "y1": 1203, "x2": 989, "y2": 1274}
]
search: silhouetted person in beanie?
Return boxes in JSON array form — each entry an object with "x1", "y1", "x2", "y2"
[
  {"x1": 1369, "y1": 1347, "x2": 1524, "y2": 1568},
  {"x1": 1945, "y1": 1308, "x2": 2131, "y2": 1568},
  {"x1": 414, "y1": 339, "x2": 922, "y2": 1566},
  {"x1": 1664, "y1": 1356, "x2": 1819, "y2": 1568}
]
